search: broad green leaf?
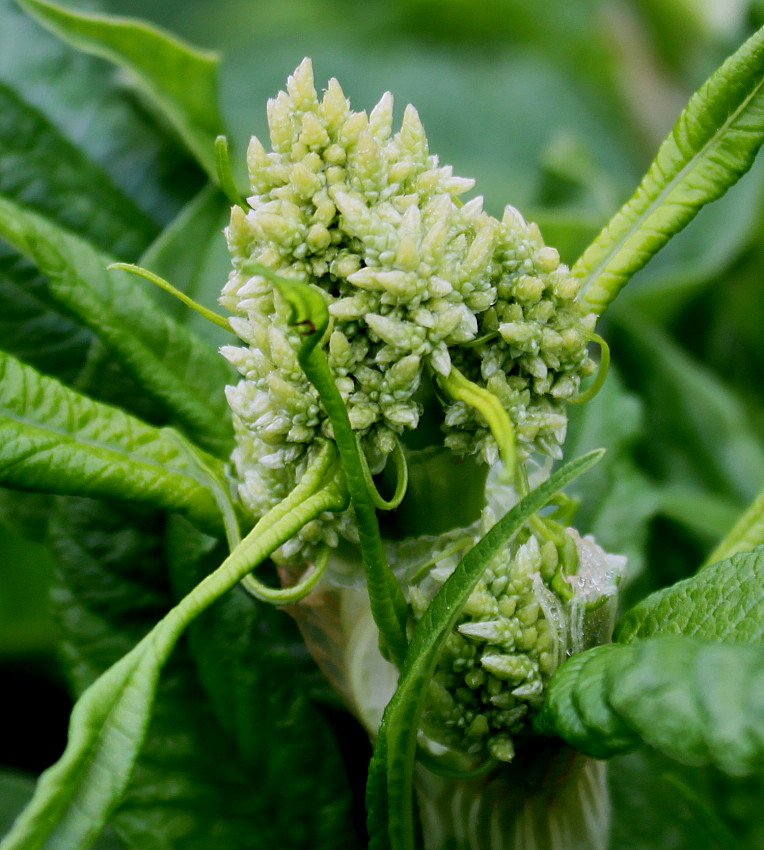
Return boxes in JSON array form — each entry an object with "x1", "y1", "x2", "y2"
[
  {"x1": 575, "y1": 25, "x2": 764, "y2": 315},
  {"x1": 0, "y1": 82, "x2": 157, "y2": 259},
  {"x1": 0, "y1": 350, "x2": 224, "y2": 535},
  {"x1": 366, "y1": 449, "x2": 604, "y2": 850},
  {"x1": 166, "y1": 517, "x2": 358, "y2": 849},
  {"x1": 0, "y1": 194, "x2": 233, "y2": 457},
  {"x1": 16, "y1": 0, "x2": 225, "y2": 179},
  {"x1": 0, "y1": 452, "x2": 345, "y2": 850},
  {"x1": 537, "y1": 636, "x2": 764, "y2": 775},
  {"x1": 609, "y1": 749, "x2": 750, "y2": 850},
  {"x1": 615, "y1": 546, "x2": 764, "y2": 645},
  {"x1": 0, "y1": 0, "x2": 203, "y2": 228}
]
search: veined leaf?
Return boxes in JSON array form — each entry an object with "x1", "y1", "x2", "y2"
[
  {"x1": 537, "y1": 636, "x2": 764, "y2": 776},
  {"x1": 0, "y1": 456, "x2": 347, "y2": 850},
  {"x1": 575, "y1": 25, "x2": 764, "y2": 315},
  {"x1": 0, "y1": 349, "x2": 224, "y2": 535},
  {"x1": 15, "y1": 0, "x2": 224, "y2": 179},
  {"x1": 615, "y1": 546, "x2": 764, "y2": 645},
  {"x1": 366, "y1": 449, "x2": 604, "y2": 850},
  {"x1": 704, "y1": 486, "x2": 764, "y2": 566},
  {"x1": 0, "y1": 194, "x2": 233, "y2": 457},
  {"x1": 0, "y1": 82, "x2": 157, "y2": 259}
]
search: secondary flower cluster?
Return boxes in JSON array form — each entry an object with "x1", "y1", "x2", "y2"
[
  {"x1": 221, "y1": 59, "x2": 596, "y2": 547},
  {"x1": 409, "y1": 523, "x2": 625, "y2": 763}
]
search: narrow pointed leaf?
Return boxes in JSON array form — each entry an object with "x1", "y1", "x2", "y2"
[
  {"x1": 0, "y1": 349, "x2": 226, "y2": 535},
  {"x1": 704, "y1": 486, "x2": 764, "y2": 566},
  {"x1": 366, "y1": 449, "x2": 604, "y2": 850},
  {"x1": 575, "y1": 25, "x2": 764, "y2": 315},
  {"x1": 15, "y1": 0, "x2": 224, "y2": 178},
  {"x1": 537, "y1": 636, "x2": 764, "y2": 776},
  {"x1": 0, "y1": 194, "x2": 232, "y2": 457},
  {"x1": 0, "y1": 476, "x2": 346, "y2": 850}
]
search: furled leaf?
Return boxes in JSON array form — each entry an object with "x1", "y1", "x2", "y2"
[
  {"x1": 43, "y1": 502, "x2": 356, "y2": 850},
  {"x1": 366, "y1": 449, "x2": 604, "y2": 850},
  {"x1": 0, "y1": 194, "x2": 233, "y2": 457},
  {"x1": 0, "y1": 458, "x2": 345, "y2": 850},
  {"x1": 0, "y1": 349, "x2": 225, "y2": 535},
  {"x1": 615, "y1": 545, "x2": 764, "y2": 645},
  {"x1": 16, "y1": 0, "x2": 225, "y2": 178},
  {"x1": 575, "y1": 25, "x2": 764, "y2": 315},
  {"x1": 537, "y1": 636, "x2": 764, "y2": 775}
]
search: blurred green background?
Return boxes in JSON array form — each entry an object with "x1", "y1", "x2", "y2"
[{"x1": 3, "y1": 0, "x2": 764, "y2": 844}]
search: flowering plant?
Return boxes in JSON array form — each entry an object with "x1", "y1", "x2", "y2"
[{"x1": 1, "y1": 2, "x2": 764, "y2": 849}]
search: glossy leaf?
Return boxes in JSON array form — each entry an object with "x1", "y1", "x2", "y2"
[
  {"x1": 366, "y1": 449, "x2": 604, "y2": 850},
  {"x1": 537, "y1": 636, "x2": 764, "y2": 776},
  {"x1": 0, "y1": 194, "x2": 233, "y2": 457},
  {"x1": 704, "y1": 486, "x2": 764, "y2": 566},
  {"x1": 575, "y1": 25, "x2": 764, "y2": 315},
  {"x1": 16, "y1": 0, "x2": 224, "y2": 178},
  {"x1": 0, "y1": 349, "x2": 225, "y2": 536},
  {"x1": 615, "y1": 545, "x2": 764, "y2": 645}
]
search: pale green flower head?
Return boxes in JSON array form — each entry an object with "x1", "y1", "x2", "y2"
[
  {"x1": 409, "y1": 522, "x2": 626, "y2": 763},
  {"x1": 221, "y1": 59, "x2": 596, "y2": 548}
]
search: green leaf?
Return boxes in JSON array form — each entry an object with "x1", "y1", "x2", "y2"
[
  {"x1": 166, "y1": 518, "x2": 358, "y2": 849},
  {"x1": 0, "y1": 349, "x2": 224, "y2": 535},
  {"x1": 16, "y1": 0, "x2": 225, "y2": 179},
  {"x1": 265, "y1": 268, "x2": 410, "y2": 668},
  {"x1": 564, "y1": 367, "x2": 660, "y2": 587},
  {"x1": 575, "y1": 25, "x2": 764, "y2": 315},
  {"x1": 48, "y1": 501, "x2": 355, "y2": 850},
  {"x1": 0, "y1": 82, "x2": 157, "y2": 259},
  {"x1": 537, "y1": 636, "x2": 764, "y2": 775},
  {"x1": 704, "y1": 485, "x2": 764, "y2": 566},
  {"x1": 615, "y1": 545, "x2": 764, "y2": 645},
  {"x1": 366, "y1": 448, "x2": 604, "y2": 850},
  {"x1": 0, "y1": 453, "x2": 345, "y2": 850},
  {"x1": 614, "y1": 313, "x2": 764, "y2": 506},
  {"x1": 0, "y1": 194, "x2": 233, "y2": 457}
]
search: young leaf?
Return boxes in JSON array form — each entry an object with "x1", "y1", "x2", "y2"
[
  {"x1": 366, "y1": 448, "x2": 605, "y2": 850},
  {"x1": 0, "y1": 349, "x2": 225, "y2": 536},
  {"x1": 615, "y1": 545, "x2": 764, "y2": 645},
  {"x1": 0, "y1": 456, "x2": 347, "y2": 850},
  {"x1": 704, "y1": 485, "x2": 764, "y2": 566},
  {"x1": 0, "y1": 194, "x2": 233, "y2": 457},
  {"x1": 15, "y1": 0, "x2": 225, "y2": 179},
  {"x1": 46, "y1": 503, "x2": 356, "y2": 850},
  {"x1": 537, "y1": 636, "x2": 764, "y2": 776},
  {"x1": 575, "y1": 25, "x2": 764, "y2": 315}
]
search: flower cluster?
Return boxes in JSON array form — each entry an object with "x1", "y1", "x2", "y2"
[
  {"x1": 222, "y1": 58, "x2": 595, "y2": 552},
  {"x1": 409, "y1": 525, "x2": 625, "y2": 763}
]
